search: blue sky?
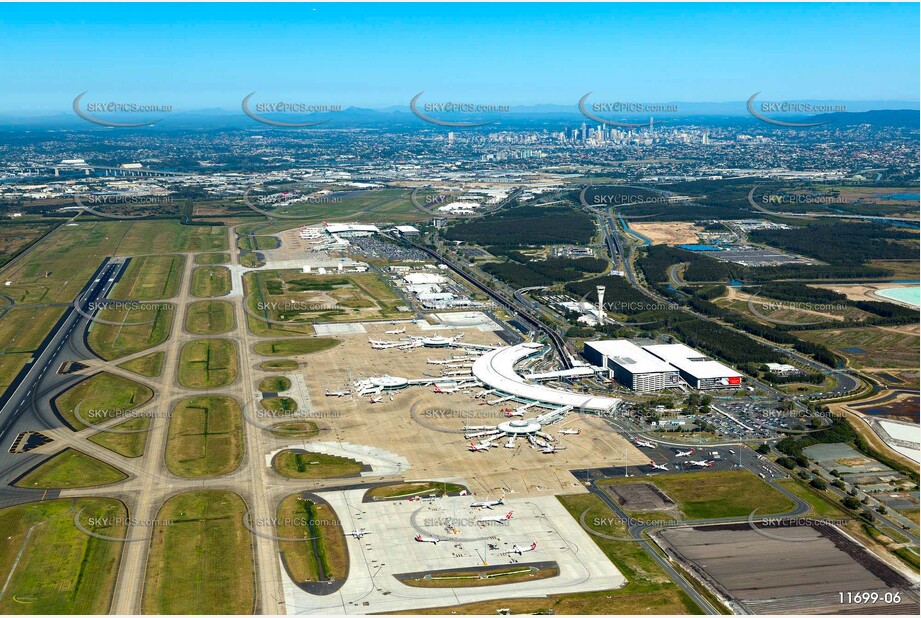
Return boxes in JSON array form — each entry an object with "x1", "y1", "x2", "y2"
[{"x1": 0, "y1": 2, "x2": 918, "y2": 112}]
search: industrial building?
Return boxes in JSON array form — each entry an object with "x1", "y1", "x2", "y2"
[
  {"x1": 643, "y1": 343, "x2": 743, "y2": 389},
  {"x1": 583, "y1": 340, "x2": 680, "y2": 392}
]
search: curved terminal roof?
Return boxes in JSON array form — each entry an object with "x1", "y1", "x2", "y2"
[{"x1": 472, "y1": 343, "x2": 620, "y2": 413}]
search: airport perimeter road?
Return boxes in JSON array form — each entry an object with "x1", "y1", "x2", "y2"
[{"x1": 0, "y1": 257, "x2": 126, "y2": 499}]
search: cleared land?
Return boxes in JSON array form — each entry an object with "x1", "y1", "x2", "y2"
[
  {"x1": 630, "y1": 222, "x2": 703, "y2": 246},
  {"x1": 194, "y1": 252, "x2": 230, "y2": 265},
  {"x1": 53, "y1": 372, "x2": 154, "y2": 430},
  {"x1": 244, "y1": 269, "x2": 405, "y2": 335},
  {"x1": 190, "y1": 265, "x2": 231, "y2": 298},
  {"x1": 165, "y1": 396, "x2": 244, "y2": 478},
  {"x1": 271, "y1": 450, "x2": 364, "y2": 479},
  {"x1": 258, "y1": 376, "x2": 291, "y2": 392},
  {"x1": 86, "y1": 304, "x2": 174, "y2": 360},
  {"x1": 88, "y1": 417, "x2": 151, "y2": 458},
  {"x1": 796, "y1": 325, "x2": 919, "y2": 370},
  {"x1": 184, "y1": 299, "x2": 234, "y2": 335},
  {"x1": 142, "y1": 490, "x2": 254, "y2": 614},
  {"x1": 117, "y1": 351, "x2": 165, "y2": 377},
  {"x1": 14, "y1": 448, "x2": 128, "y2": 488},
  {"x1": 253, "y1": 337, "x2": 339, "y2": 356},
  {"x1": 599, "y1": 470, "x2": 795, "y2": 519},
  {"x1": 0, "y1": 498, "x2": 126, "y2": 614},
  {"x1": 110, "y1": 255, "x2": 184, "y2": 301},
  {"x1": 277, "y1": 494, "x2": 348, "y2": 584},
  {"x1": 177, "y1": 338, "x2": 239, "y2": 388}
]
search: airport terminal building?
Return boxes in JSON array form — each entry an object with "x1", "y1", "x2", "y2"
[
  {"x1": 643, "y1": 343, "x2": 743, "y2": 389},
  {"x1": 583, "y1": 340, "x2": 680, "y2": 392}
]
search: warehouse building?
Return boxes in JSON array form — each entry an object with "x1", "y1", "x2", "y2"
[
  {"x1": 642, "y1": 343, "x2": 743, "y2": 389},
  {"x1": 583, "y1": 340, "x2": 680, "y2": 392}
]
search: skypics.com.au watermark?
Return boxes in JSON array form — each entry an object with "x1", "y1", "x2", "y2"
[
  {"x1": 579, "y1": 93, "x2": 677, "y2": 127},
  {"x1": 761, "y1": 194, "x2": 847, "y2": 205},
  {"x1": 410, "y1": 92, "x2": 508, "y2": 127},
  {"x1": 242, "y1": 93, "x2": 343, "y2": 127},
  {"x1": 747, "y1": 92, "x2": 841, "y2": 128},
  {"x1": 73, "y1": 92, "x2": 172, "y2": 127},
  {"x1": 72, "y1": 193, "x2": 175, "y2": 220}
]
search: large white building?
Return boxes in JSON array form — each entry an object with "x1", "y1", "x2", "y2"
[
  {"x1": 642, "y1": 343, "x2": 743, "y2": 389},
  {"x1": 583, "y1": 340, "x2": 680, "y2": 392}
]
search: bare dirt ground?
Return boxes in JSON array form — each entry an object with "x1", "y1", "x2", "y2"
[
  {"x1": 810, "y1": 282, "x2": 918, "y2": 303},
  {"x1": 629, "y1": 222, "x2": 702, "y2": 245}
]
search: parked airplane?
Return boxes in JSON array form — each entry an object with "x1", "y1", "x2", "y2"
[
  {"x1": 633, "y1": 438, "x2": 657, "y2": 449},
  {"x1": 648, "y1": 461, "x2": 669, "y2": 471},
  {"x1": 541, "y1": 445, "x2": 563, "y2": 454},
  {"x1": 504, "y1": 437, "x2": 516, "y2": 449},
  {"x1": 470, "y1": 496, "x2": 505, "y2": 509},
  {"x1": 348, "y1": 529, "x2": 370, "y2": 539},
  {"x1": 687, "y1": 459, "x2": 714, "y2": 468},
  {"x1": 505, "y1": 408, "x2": 524, "y2": 417},
  {"x1": 414, "y1": 534, "x2": 440, "y2": 544},
  {"x1": 325, "y1": 389, "x2": 350, "y2": 397},
  {"x1": 468, "y1": 441, "x2": 491, "y2": 452},
  {"x1": 385, "y1": 327, "x2": 406, "y2": 335},
  {"x1": 477, "y1": 511, "x2": 513, "y2": 525},
  {"x1": 558, "y1": 428, "x2": 581, "y2": 435},
  {"x1": 501, "y1": 542, "x2": 537, "y2": 555},
  {"x1": 369, "y1": 396, "x2": 383, "y2": 404},
  {"x1": 675, "y1": 449, "x2": 694, "y2": 457}
]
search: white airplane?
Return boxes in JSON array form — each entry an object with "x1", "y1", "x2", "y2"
[
  {"x1": 470, "y1": 496, "x2": 505, "y2": 509},
  {"x1": 477, "y1": 511, "x2": 513, "y2": 525},
  {"x1": 348, "y1": 529, "x2": 370, "y2": 539},
  {"x1": 414, "y1": 534, "x2": 440, "y2": 544},
  {"x1": 325, "y1": 389, "x2": 350, "y2": 397},
  {"x1": 501, "y1": 542, "x2": 537, "y2": 555},
  {"x1": 385, "y1": 327, "x2": 406, "y2": 335},
  {"x1": 633, "y1": 438, "x2": 657, "y2": 449},
  {"x1": 468, "y1": 441, "x2": 491, "y2": 452},
  {"x1": 505, "y1": 408, "x2": 524, "y2": 417},
  {"x1": 648, "y1": 461, "x2": 669, "y2": 471},
  {"x1": 687, "y1": 459, "x2": 714, "y2": 468},
  {"x1": 675, "y1": 449, "x2": 694, "y2": 457},
  {"x1": 433, "y1": 384, "x2": 456, "y2": 394},
  {"x1": 369, "y1": 395, "x2": 383, "y2": 404},
  {"x1": 427, "y1": 358, "x2": 452, "y2": 365},
  {"x1": 558, "y1": 428, "x2": 581, "y2": 435},
  {"x1": 541, "y1": 445, "x2": 563, "y2": 454}
]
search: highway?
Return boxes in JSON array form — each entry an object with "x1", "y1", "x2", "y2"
[{"x1": 0, "y1": 257, "x2": 126, "y2": 505}]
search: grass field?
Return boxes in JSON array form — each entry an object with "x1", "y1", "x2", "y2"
[
  {"x1": 88, "y1": 417, "x2": 151, "y2": 458},
  {"x1": 259, "y1": 376, "x2": 291, "y2": 392},
  {"x1": 253, "y1": 338, "x2": 339, "y2": 356},
  {"x1": 0, "y1": 498, "x2": 126, "y2": 614},
  {"x1": 406, "y1": 493, "x2": 701, "y2": 614},
  {"x1": 0, "y1": 352, "x2": 31, "y2": 394},
  {"x1": 165, "y1": 396, "x2": 244, "y2": 477},
  {"x1": 117, "y1": 351, "x2": 166, "y2": 377},
  {"x1": 796, "y1": 326, "x2": 919, "y2": 370},
  {"x1": 400, "y1": 565, "x2": 560, "y2": 588},
  {"x1": 177, "y1": 339, "x2": 238, "y2": 388},
  {"x1": 190, "y1": 266, "x2": 231, "y2": 298},
  {"x1": 271, "y1": 450, "x2": 363, "y2": 479},
  {"x1": 0, "y1": 220, "x2": 57, "y2": 267},
  {"x1": 0, "y1": 306, "x2": 66, "y2": 354},
  {"x1": 260, "y1": 396, "x2": 298, "y2": 413},
  {"x1": 270, "y1": 420, "x2": 319, "y2": 437},
  {"x1": 277, "y1": 494, "x2": 348, "y2": 584},
  {"x1": 110, "y1": 255, "x2": 184, "y2": 301},
  {"x1": 86, "y1": 303, "x2": 174, "y2": 360},
  {"x1": 15, "y1": 448, "x2": 128, "y2": 488},
  {"x1": 259, "y1": 359, "x2": 299, "y2": 371},
  {"x1": 238, "y1": 235, "x2": 279, "y2": 251},
  {"x1": 365, "y1": 481, "x2": 466, "y2": 500},
  {"x1": 53, "y1": 372, "x2": 154, "y2": 430},
  {"x1": 142, "y1": 490, "x2": 254, "y2": 614},
  {"x1": 184, "y1": 300, "x2": 234, "y2": 335},
  {"x1": 246, "y1": 187, "x2": 426, "y2": 225},
  {"x1": 599, "y1": 470, "x2": 795, "y2": 519},
  {"x1": 113, "y1": 220, "x2": 228, "y2": 255},
  {"x1": 194, "y1": 252, "x2": 230, "y2": 265},
  {"x1": 244, "y1": 269, "x2": 405, "y2": 335}
]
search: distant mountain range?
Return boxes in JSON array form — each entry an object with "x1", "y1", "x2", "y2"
[{"x1": 0, "y1": 101, "x2": 917, "y2": 130}]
